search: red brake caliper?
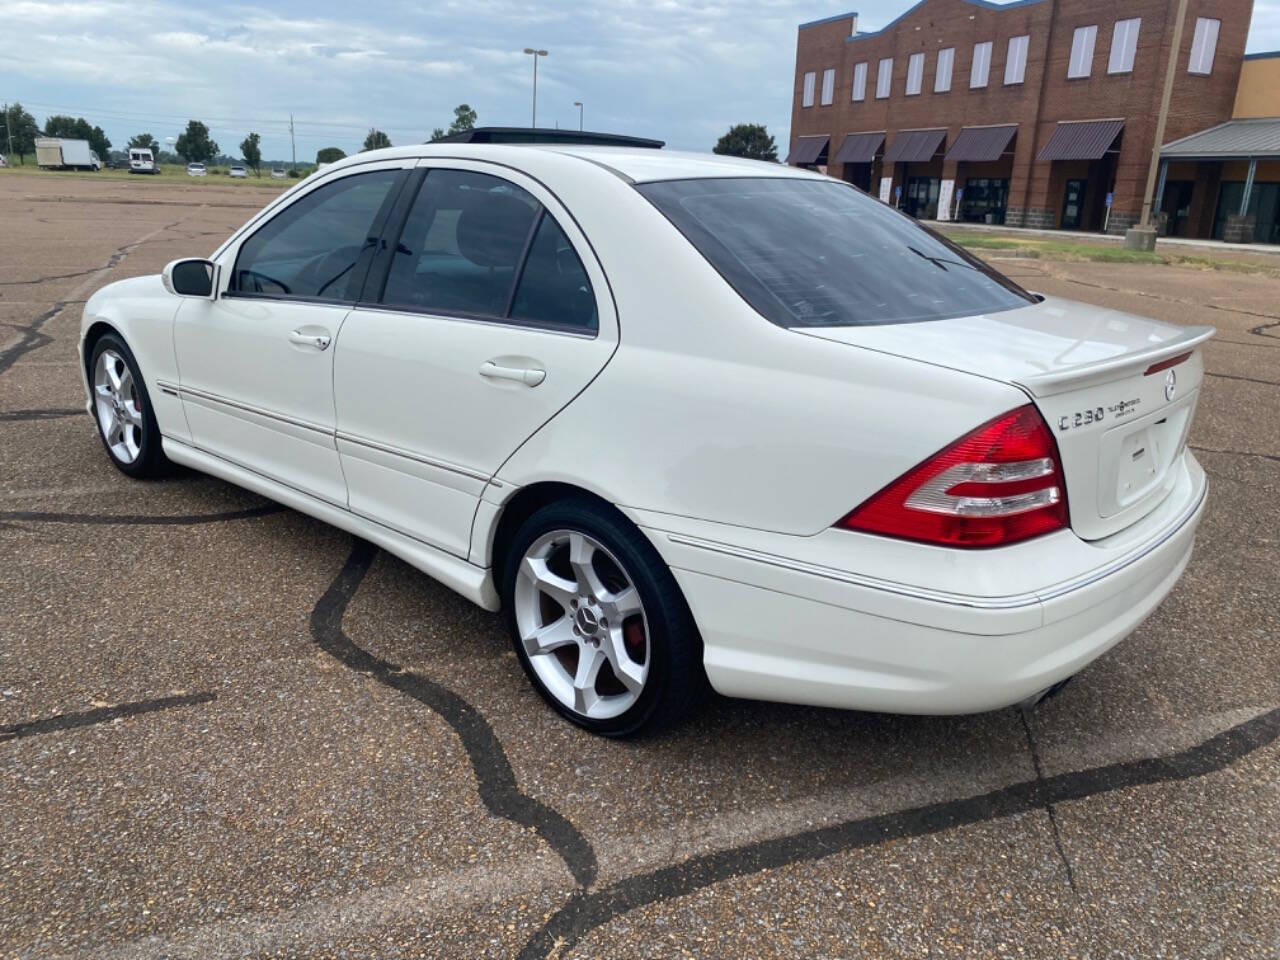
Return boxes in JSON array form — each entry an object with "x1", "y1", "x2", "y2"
[{"x1": 623, "y1": 619, "x2": 646, "y2": 657}]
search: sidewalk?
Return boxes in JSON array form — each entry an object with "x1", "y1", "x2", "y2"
[{"x1": 932, "y1": 219, "x2": 1280, "y2": 257}]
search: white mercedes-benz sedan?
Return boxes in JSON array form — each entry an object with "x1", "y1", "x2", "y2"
[{"x1": 79, "y1": 141, "x2": 1211, "y2": 736}]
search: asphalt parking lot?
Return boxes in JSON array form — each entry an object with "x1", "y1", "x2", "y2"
[{"x1": 1, "y1": 173, "x2": 1277, "y2": 959}]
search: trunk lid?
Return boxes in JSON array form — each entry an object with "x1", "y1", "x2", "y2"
[{"x1": 800, "y1": 296, "x2": 1213, "y2": 540}]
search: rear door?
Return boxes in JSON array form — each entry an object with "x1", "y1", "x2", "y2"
[
  {"x1": 333, "y1": 160, "x2": 617, "y2": 557},
  {"x1": 175, "y1": 162, "x2": 411, "y2": 504}
]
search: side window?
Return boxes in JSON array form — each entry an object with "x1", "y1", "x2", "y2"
[
  {"x1": 232, "y1": 170, "x2": 401, "y2": 300},
  {"x1": 380, "y1": 168, "x2": 597, "y2": 332},
  {"x1": 510, "y1": 214, "x2": 597, "y2": 331},
  {"x1": 381, "y1": 170, "x2": 539, "y2": 317}
]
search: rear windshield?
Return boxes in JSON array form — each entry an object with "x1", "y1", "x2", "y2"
[{"x1": 636, "y1": 177, "x2": 1034, "y2": 327}]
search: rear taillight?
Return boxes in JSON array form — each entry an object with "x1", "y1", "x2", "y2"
[{"x1": 837, "y1": 405, "x2": 1069, "y2": 548}]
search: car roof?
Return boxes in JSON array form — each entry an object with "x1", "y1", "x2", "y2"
[{"x1": 322, "y1": 143, "x2": 823, "y2": 185}]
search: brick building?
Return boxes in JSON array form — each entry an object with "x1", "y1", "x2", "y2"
[{"x1": 788, "y1": 0, "x2": 1255, "y2": 236}]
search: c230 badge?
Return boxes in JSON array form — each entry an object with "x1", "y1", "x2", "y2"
[{"x1": 1058, "y1": 396, "x2": 1143, "y2": 432}]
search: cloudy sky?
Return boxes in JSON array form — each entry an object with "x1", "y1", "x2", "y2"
[{"x1": 3, "y1": 0, "x2": 1279, "y2": 162}]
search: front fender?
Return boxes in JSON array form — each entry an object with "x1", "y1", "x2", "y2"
[{"x1": 80, "y1": 275, "x2": 188, "y2": 442}]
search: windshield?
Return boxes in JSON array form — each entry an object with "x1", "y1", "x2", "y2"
[{"x1": 636, "y1": 177, "x2": 1034, "y2": 328}]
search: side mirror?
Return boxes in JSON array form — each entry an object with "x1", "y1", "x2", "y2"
[{"x1": 162, "y1": 258, "x2": 217, "y2": 299}]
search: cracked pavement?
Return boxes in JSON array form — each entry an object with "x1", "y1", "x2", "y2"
[{"x1": 1, "y1": 174, "x2": 1277, "y2": 959}]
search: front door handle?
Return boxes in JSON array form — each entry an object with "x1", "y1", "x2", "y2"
[
  {"x1": 289, "y1": 328, "x2": 331, "y2": 351},
  {"x1": 479, "y1": 360, "x2": 545, "y2": 387}
]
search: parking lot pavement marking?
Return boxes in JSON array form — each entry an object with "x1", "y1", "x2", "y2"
[
  {"x1": 0, "y1": 215, "x2": 187, "y2": 378},
  {"x1": 0, "y1": 691, "x2": 215, "y2": 742},
  {"x1": 311, "y1": 539, "x2": 599, "y2": 889},
  {"x1": 0, "y1": 503, "x2": 284, "y2": 525},
  {"x1": 514, "y1": 705, "x2": 1280, "y2": 960}
]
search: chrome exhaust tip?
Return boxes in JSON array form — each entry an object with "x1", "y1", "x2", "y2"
[{"x1": 1018, "y1": 676, "x2": 1073, "y2": 712}]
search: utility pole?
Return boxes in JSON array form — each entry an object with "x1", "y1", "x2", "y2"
[
  {"x1": 1128, "y1": 0, "x2": 1189, "y2": 250},
  {"x1": 574, "y1": 101, "x2": 583, "y2": 131},
  {"x1": 523, "y1": 49, "x2": 548, "y2": 127},
  {"x1": 289, "y1": 114, "x2": 296, "y2": 171},
  {"x1": 3, "y1": 104, "x2": 14, "y2": 160}
]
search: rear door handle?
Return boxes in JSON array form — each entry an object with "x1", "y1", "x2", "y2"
[
  {"x1": 479, "y1": 360, "x2": 545, "y2": 386},
  {"x1": 289, "y1": 329, "x2": 331, "y2": 350}
]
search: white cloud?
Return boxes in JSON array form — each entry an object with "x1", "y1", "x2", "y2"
[{"x1": 1, "y1": 0, "x2": 1276, "y2": 163}]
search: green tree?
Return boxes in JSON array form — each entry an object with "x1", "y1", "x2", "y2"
[
  {"x1": 240, "y1": 132, "x2": 262, "y2": 175},
  {"x1": 712, "y1": 123, "x2": 778, "y2": 162},
  {"x1": 363, "y1": 128, "x2": 391, "y2": 151},
  {"x1": 429, "y1": 127, "x2": 446, "y2": 142},
  {"x1": 175, "y1": 120, "x2": 219, "y2": 163},
  {"x1": 42, "y1": 114, "x2": 111, "y2": 161},
  {"x1": 448, "y1": 103, "x2": 477, "y2": 135},
  {"x1": 315, "y1": 146, "x2": 346, "y2": 164},
  {"x1": 128, "y1": 133, "x2": 160, "y2": 154},
  {"x1": 2, "y1": 102, "x2": 41, "y2": 164}
]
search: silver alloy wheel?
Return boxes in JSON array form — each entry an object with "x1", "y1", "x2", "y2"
[
  {"x1": 514, "y1": 529, "x2": 651, "y2": 721},
  {"x1": 93, "y1": 348, "x2": 143, "y2": 464}
]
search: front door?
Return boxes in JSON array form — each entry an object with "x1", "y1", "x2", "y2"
[
  {"x1": 333, "y1": 162, "x2": 617, "y2": 557},
  {"x1": 174, "y1": 165, "x2": 409, "y2": 505},
  {"x1": 1061, "y1": 179, "x2": 1086, "y2": 230}
]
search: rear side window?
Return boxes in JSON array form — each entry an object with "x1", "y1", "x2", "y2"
[
  {"x1": 379, "y1": 169, "x2": 597, "y2": 331},
  {"x1": 637, "y1": 177, "x2": 1033, "y2": 327},
  {"x1": 510, "y1": 215, "x2": 597, "y2": 330},
  {"x1": 382, "y1": 170, "x2": 538, "y2": 317},
  {"x1": 233, "y1": 169, "x2": 401, "y2": 300}
]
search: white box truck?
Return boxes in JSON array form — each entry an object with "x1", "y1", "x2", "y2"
[{"x1": 35, "y1": 138, "x2": 102, "y2": 171}]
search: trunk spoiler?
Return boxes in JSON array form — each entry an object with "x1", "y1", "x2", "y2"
[{"x1": 1012, "y1": 325, "x2": 1215, "y2": 398}]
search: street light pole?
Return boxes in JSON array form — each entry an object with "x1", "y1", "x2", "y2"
[
  {"x1": 573, "y1": 101, "x2": 583, "y2": 131},
  {"x1": 1130, "y1": 0, "x2": 1189, "y2": 248},
  {"x1": 523, "y1": 48, "x2": 548, "y2": 127}
]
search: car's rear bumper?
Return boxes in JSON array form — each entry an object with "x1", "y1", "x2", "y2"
[{"x1": 643, "y1": 456, "x2": 1206, "y2": 715}]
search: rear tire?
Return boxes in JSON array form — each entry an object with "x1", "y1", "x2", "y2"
[
  {"x1": 88, "y1": 333, "x2": 170, "y2": 478},
  {"x1": 501, "y1": 498, "x2": 705, "y2": 737}
]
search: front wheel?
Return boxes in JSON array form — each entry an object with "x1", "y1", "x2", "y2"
[
  {"x1": 89, "y1": 334, "x2": 170, "y2": 478},
  {"x1": 502, "y1": 499, "x2": 705, "y2": 737}
]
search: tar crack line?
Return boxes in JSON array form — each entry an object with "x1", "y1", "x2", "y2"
[
  {"x1": 1, "y1": 692, "x2": 216, "y2": 742},
  {"x1": 516, "y1": 705, "x2": 1280, "y2": 959},
  {"x1": 311, "y1": 539, "x2": 599, "y2": 888},
  {"x1": 0, "y1": 504, "x2": 284, "y2": 526}
]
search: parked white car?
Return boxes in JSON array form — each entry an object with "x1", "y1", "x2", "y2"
[
  {"x1": 78, "y1": 145, "x2": 1210, "y2": 735},
  {"x1": 186, "y1": 162, "x2": 207, "y2": 177},
  {"x1": 270, "y1": 168, "x2": 286, "y2": 179},
  {"x1": 228, "y1": 164, "x2": 248, "y2": 179}
]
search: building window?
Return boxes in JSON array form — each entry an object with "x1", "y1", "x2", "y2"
[
  {"x1": 1068, "y1": 25, "x2": 1097, "y2": 78},
  {"x1": 876, "y1": 57, "x2": 893, "y2": 99},
  {"x1": 1107, "y1": 18, "x2": 1141, "y2": 73},
  {"x1": 852, "y1": 62, "x2": 868, "y2": 101},
  {"x1": 802, "y1": 71, "x2": 816, "y2": 107},
  {"x1": 1004, "y1": 35, "x2": 1030, "y2": 84},
  {"x1": 821, "y1": 68, "x2": 835, "y2": 105},
  {"x1": 970, "y1": 41, "x2": 993, "y2": 88},
  {"x1": 1189, "y1": 17, "x2": 1220, "y2": 75},
  {"x1": 935, "y1": 47, "x2": 955, "y2": 92},
  {"x1": 906, "y1": 52, "x2": 925, "y2": 95}
]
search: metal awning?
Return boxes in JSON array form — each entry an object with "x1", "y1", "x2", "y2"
[
  {"x1": 884, "y1": 128, "x2": 947, "y2": 164},
  {"x1": 1036, "y1": 119, "x2": 1124, "y2": 161},
  {"x1": 787, "y1": 135, "x2": 829, "y2": 165},
  {"x1": 833, "y1": 131, "x2": 885, "y2": 164},
  {"x1": 1161, "y1": 117, "x2": 1280, "y2": 159},
  {"x1": 945, "y1": 125, "x2": 1017, "y2": 162}
]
